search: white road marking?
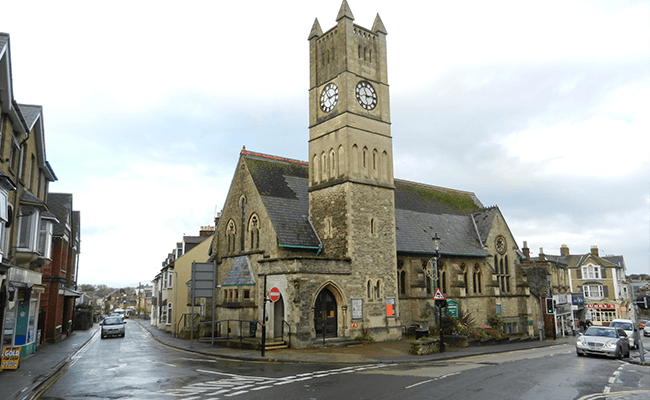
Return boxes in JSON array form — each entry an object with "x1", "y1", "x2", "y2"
[{"x1": 153, "y1": 363, "x2": 393, "y2": 398}]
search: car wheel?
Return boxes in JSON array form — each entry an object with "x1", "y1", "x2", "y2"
[
  {"x1": 101, "y1": 334, "x2": 105, "y2": 339},
  {"x1": 576, "y1": 351, "x2": 584, "y2": 357},
  {"x1": 625, "y1": 348, "x2": 630, "y2": 358},
  {"x1": 615, "y1": 348, "x2": 622, "y2": 359}
]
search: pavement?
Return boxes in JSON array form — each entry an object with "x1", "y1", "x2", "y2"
[{"x1": 1, "y1": 319, "x2": 646, "y2": 400}]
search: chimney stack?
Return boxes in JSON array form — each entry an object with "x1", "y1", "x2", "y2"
[
  {"x1": 522, "y1": 241, "x2": 530, "y2": 260},
  {"x1": 560, "y1": 244, "x2": 569, "y2": 256},
  {"x1": 591, "y1": 246, "x2": 599, "y2": 257},
  {"x1": 200, "y1": 225, "x2": 215, "y2": 237},
  {"x1": 539, "y1": 247, "x2": 546, "y2": 261}
]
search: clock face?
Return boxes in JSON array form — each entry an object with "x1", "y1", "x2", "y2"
[
  {"x1": 355, "y1": 81, "x2": 377, "y2": 110},
  {"x1": 495, "y1": 236, "x2": 506, "y2": 254},
  {"x1": 320, "y1": 83, "x2": 338, "y2": 112}
]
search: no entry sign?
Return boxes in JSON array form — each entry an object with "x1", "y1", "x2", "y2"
[{"x1": 269, "y1": 287, "x2": 281, "y2": 302}]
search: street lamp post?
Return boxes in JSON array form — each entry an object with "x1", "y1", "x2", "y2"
[{"x1": 425, "y1": 233, "x2": 446, "y2": 353}]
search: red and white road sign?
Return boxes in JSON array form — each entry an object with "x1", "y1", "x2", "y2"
[
  {"x1": 433, "y1": 288, "x2": 446, "y2": 300},
  {"x1": 269, "y1": 287, "x2": 281, "y2": 302}
]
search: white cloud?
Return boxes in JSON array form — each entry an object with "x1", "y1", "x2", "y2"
[{"x1": 3, "y1": 0, "x2": 649, "y2": 284}]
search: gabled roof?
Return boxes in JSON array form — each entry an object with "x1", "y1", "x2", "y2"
[
  {"x1": 603, "y1": 255, "x2": 625, "y2": 269},
  {"x1": 241, "y1": 149, "x2": 496, "y2": 258},
  {"x1": 243, "y1": 150, "x2": 321, "y2": 249},
  {"x1": 533, "y1": 253, "x2": 620, "y2": 270},
  {"x1": 16, "y1": 103, "x2": 41, "y2": 131},
  {"x1": 47, "y1": 193, "x2": 72, "y2": 236},
  {"x1": 223, "y1": 256, "x2": 255, "y2": 286}
]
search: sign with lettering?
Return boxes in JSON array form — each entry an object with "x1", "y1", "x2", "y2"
[
  {"x1": 1, "y1": 346, "x2": 21, "y2": 370},
  {"x1": 586, "y1": 303, "x2": 615, "y2": 310},
  {"x1": 351, "y1": 298, "x2": 363, "y2": 319}
]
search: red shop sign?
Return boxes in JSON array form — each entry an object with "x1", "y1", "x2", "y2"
[{"x1": 587, "y1": 303, "x2": 615, "y2": 310}]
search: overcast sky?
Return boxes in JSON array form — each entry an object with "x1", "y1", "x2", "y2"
[{"x1": 1, "y1": 0, "x2": 648, "y2": 287}]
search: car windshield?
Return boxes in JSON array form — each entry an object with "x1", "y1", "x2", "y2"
[
  {"x1": 585, "y1": 327, "x2": 616, "y2": 338},
  {"x1": 104, "y1": 318, "x2": 122, "y2": 325},
  {"x1": 610, "y1": 322, "x2": 632, "y2": 330}
]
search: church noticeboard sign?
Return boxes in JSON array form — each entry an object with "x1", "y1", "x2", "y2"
[
  {"x1": 352, "y1": 298, "x2": 363, "y2": 319},
  {"x1": 1, "y1": 346, "x2": 21, "y2": 370},
  {"x1": 386, "y1": 297, "x2": 396, "y2": 317},
  {"x1": 446, "y1": 299, "x2": 459, "y2": 318}
]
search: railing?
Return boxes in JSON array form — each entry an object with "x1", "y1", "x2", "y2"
[
  {"x1": 282, "y1": 320, "x2": 291, "y2": 346},
  {"x1": 197, "y1": 319, "x2": 261, "y2": 346},
  {"x1": 194, "y1": 319, "x2": 293, "y2": 349},
  {"x1": 176, "y1": 313, "x2": 201, "y2": 337}
]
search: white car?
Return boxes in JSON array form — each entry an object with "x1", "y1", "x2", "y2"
[
  {"x1": 644, "y1": 323, "x2": 650, "y2": 337},
  {"x1": 100, "y1": 316, "x2": 126, "y2": 339},
  {"x1": 610, "y1": 319, "x2": 639, "y2": 349}
]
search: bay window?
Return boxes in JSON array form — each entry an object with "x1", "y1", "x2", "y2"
[{"x1": 17, "y1": 206, "x2": 56, "y2": 258}]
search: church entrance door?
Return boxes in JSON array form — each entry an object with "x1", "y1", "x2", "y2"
[{"x1": 314, "y1": 288, "x2": 337, "y2": 338}]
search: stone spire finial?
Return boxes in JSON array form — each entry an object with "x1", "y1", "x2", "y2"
[
  {"x1": 308, "y1": 18, "x2": 323, "y2": 40},
  {"x1": 372, "y1": 13, "x2": 387, "y2": 34},
  {"x1": 336, "y1": 0, "x2": 354, "y2": 22}
]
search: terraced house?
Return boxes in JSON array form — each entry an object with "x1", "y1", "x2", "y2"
[
  {"x1": 0, "y1": 33, "x2": 80, "y2": 356},
  {"x1": 206, "y1": 2, "x2": 536, "y2": 349},
  {"x1": 1, "y1": 32, "x2": 68, "y2": 357}
]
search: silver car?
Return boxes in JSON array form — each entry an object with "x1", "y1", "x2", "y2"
[
  {"x1": 576, "y1": 326, "x2": 630, "y2": 359},
  {"x1": 100, "y1": 316, "x2": 126, "y2": 339}
]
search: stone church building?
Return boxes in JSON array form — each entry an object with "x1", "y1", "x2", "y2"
[{"x1": 208, "y1": 1, "x2": 533, "y2": 348}]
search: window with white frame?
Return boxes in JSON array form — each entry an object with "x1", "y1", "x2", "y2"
[
  {"x1": 582, "y1": 264, "x2": 600, "y2": 279},
  {"x1": 166, "y1": 303, "x2": 172, "y2": 324},
  {"x1": 17, "y1": 207, "x2": 40, "y2": 250},
  {"x1": 583, "y1": 285, "x2": 603, "y2": 299},
  {"x1": 38, "y1": 216, "x2": 55, "y2": 258},
  {"x1": 162, "y1": 273, "x2": 167, "y2": 288},
  {"x1": 168, "y1": 271, "x2": 173, "y2": 288}
]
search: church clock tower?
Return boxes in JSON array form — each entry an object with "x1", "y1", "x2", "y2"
[{"x1": 308, "y1": 1, "x2": 397, "y2": 310}]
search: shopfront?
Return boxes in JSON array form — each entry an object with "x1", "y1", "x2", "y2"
[
  {"x1": 585, "y1": 303, "x2": 617, "y2": 326},
  {"x1": 2, "y1": 268, "x2": 43, "y2": 357}
]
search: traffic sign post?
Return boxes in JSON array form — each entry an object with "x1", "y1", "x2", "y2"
[{"x1": 433, "y1": 288, "x2": 446, "y2": 353}]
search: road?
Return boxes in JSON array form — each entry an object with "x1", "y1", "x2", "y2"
[{"x1": 40, "y1": 322, "x2": 650, "y2": 400}]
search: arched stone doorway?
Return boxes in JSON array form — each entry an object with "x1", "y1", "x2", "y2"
[{"x1": 314, "y1": 287, "x2": 337, "y2": 338}]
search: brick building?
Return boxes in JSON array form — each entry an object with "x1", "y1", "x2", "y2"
[{"x1": 40, "y1": 193, "x2": 81, "y2": 342}]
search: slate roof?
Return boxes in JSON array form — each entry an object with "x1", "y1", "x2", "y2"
[
  {"x1": 241, "y1": 150, "x2": 495, "y2": 257},
  {"x1": 532, "y1": 253, "x2": 620, "y2": 270},
  {"x1": 394, "y1": 180, "x2": 489, "y2": 257},
  {"x1": 16, "y1": 103, "x2": 41, "y2": 130},
  {"x1": 0, "y1": 33, "x2": 8, "y2": 50},
  {"x1": 244, "y1": 151, "x2": 321, "y2": 249},
  {"x1": 223, "y1": 256, "x2": 256, "y2": 286},
  {"x1": 20, "y1": 189, "x2": 47, "y2": 208},
  {"x1": 47, "y1": 193, "x2": 72, "y2": 236}
]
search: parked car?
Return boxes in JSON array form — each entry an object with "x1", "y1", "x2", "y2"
[
  {"x1": 100, "y1": 316, "x2": 126, "y2": 339},
  {"x1": 576, "y1": 326, "x2": 630, "y2": 359},
  {"x1": 638, "y1": 320, "x2": 647, "y2": 329},
  {"x1": 644, "y1": 323, "x2": 650, "y2": 337},
  {"x1": 609, "y1": 319, "x2": 639, "y2": 349}
]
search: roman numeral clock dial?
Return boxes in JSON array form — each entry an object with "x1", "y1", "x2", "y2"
[{"x1": 355, "y1": 81, "x2": 377, "y2": 110}]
